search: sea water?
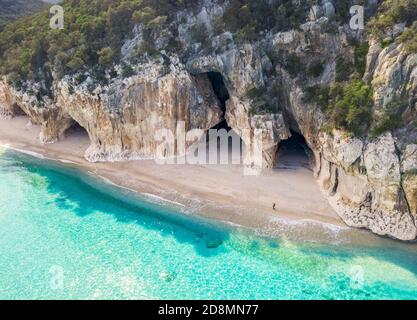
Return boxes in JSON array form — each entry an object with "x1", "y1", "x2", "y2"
[{"x1": 1, "y1": 148, "x2": 417, "y2": 300}]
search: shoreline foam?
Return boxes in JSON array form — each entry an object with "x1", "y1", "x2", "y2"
[{"x1": 0, "y1": 116, "x2": 392, "y2": 245}]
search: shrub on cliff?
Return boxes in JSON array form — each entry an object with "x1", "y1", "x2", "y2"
[
  {"x1": 335, "y1": 56, "x2": 354, "y2": 82},
  {"x1": 0, "y1": 0, "x2": 193, "y2": 85},
  {"x1": 354, "y1": 42, "x2": 369, "y2": 77},
  {"x1": 303, "y1": 85, "x2": 330, "y2": 109},
  {"x1": 98, "y1": 47, "x2": 116, "y2": 68},
  {"x1": 284, "y1": 54, "x2": 306, "y2": 77},
  {"x1": 370, "y1": 100, "x2": 408, "y2": 137},
  {"x1": 328, "y1": 80, "x2": 373, "y2": 136},
  {"x1": 217, "y1": 0, "x2": 309, "y2": 42},
  {"x1": 0, "y1": 0, "x2": 46, "y2": 30},
  {"x1": 369, "y1": 0, "x2": 417, "y2": 35},
  {"x1": 369, "y1": 0, "x2": 417, "y2": 53},
  {"x1": 399, "y1": 22, "x2": 417, "y2": 54},
  {"x1": 371, "y1": 114, "x2": 402, "y2": 137},
  {"x1": 121, "y1": 63, "x2": 135, "y2": 78}
]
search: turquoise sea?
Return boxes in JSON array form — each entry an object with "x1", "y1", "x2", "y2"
[{"x1": 1, "y1": 148, "x2": 417, "y2": 300}]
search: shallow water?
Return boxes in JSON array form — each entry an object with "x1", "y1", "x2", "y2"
[{"x1": 1, "y1": 149, "x2": 417, "y2": 300}]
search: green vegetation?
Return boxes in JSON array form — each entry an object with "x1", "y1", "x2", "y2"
[
  {"x1": 284, "y1": 54, "x2": 306, "y2": 77},
  {"x1": 334, "y1": 40, "x2": 369, "y2": 83},
  {"x1": 121, "y1": 62, "x2": 135, "y2": 78},
  {"x1": 313, "y1": 0, "x2": 417, "y2": 138},
  {"x1": 303, "y1": 85, "x2": 330, "y2": 110},
  {"x1": 335, "y1": 56, "x2": 354, "y2": 82},
  {"x1": 0, "y1": 0, "x2": 46, "y2": 30},
  {"x1": 369, "y1": 0, "x2": 417, "y2": 35},
  {"x1": 399, "y1": 22, "x2": 417, "y2": 54},
  {"x1": 308, "y1": 60, "x2": 325, "y2": 78},
  {"x1": 216, "y1": 0, "x2": 310, "y2": 43},
  {"x1": 0, "y1": 0, "x2": 315, "y2": 87},
  {"x1": 327, "y1": 80, "x2": 373, "y2": 136},
  {"x1": 306, "y1": 80, "x2": 373, "y2": 136},
  {"x1": 247, "y1": 87, "x2": 276, "y2": 115},
  {"x1": 370, "y1": 100, "x2": 407, "y2": 136},
  {"x1": 369, "y1": 0, "x2": 417, "y2": 53},
  {"x1": 1, "y1": 0, "x2": 391, "y2": 88},
  {"x1": 354, "y1": 42, "x2": 369, "y2": 77},
  {"x1": 370, "y1": 113, "x2": 402, "y2": 137},
  {"x1": 0, "y1": 0, "x2": 411, "y2": 138},
  {"x1": 380, "y1": 37, "x2": 394, "y2": 49},
  {"x1": 0, "y1": 0, "x2": 198, "y2": 85}
]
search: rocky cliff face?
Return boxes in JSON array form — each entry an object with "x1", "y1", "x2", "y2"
[
  {"x1": 315, "y1": 40, "x2": 417, "y2": 241},
  {"x1": 0, "y1": 0, "x2": 416, "y2": 240}
]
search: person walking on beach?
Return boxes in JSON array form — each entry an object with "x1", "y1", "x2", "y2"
[{"x1": 273, "y1": 203, "x2": 277, "y2": 211}]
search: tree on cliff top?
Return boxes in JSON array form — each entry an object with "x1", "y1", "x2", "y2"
[
  {"x1": 0, "y1": 0, "x2": 47, "y2": 30},
  {"x1": 0, "y1": 0, "x2": 315, "y2": 86},
  {"x1": 0, "y1": 0, "x2": 194, "y2": 84},
  {"x1": 369, "y1": 0, "x2": 417, "y2": 53}
]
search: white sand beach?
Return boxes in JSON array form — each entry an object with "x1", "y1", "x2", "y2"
[{"x1": 0, "y1": 116, "x2": 346, "y2": 235}]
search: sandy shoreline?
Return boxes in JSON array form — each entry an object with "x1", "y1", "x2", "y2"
[{"x1": 0, "y1": 116, "x2": 350, "y2": 237}]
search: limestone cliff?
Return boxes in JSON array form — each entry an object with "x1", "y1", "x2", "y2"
[{"x1": 0, "y1": 0, "x2": 416, "y2": 240}]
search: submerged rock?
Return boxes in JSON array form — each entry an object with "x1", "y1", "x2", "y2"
[{"x1": 205, "y1": 239, "x2": 223, "y2": 249}]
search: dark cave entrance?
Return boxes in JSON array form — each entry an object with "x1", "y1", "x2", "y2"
[
  {"x1": 276, "y1": 130, "x2": 313, "y2": 169},
  {"x1": 197, "y1": 71, "x2": 246, "y2": 164},
  {"x1": 64, "y1": 121, "x2": 89, "y2": 141},
  {"x1": 12, "y1": 104, "x2": 28, "y2": 117},
  {"x1": 60, "y1": 120, "x2": 90, "y2": 154},
  {"x1": 207, "y1": 72, "x2": 230, "y2": 112},
  {"x1": 206, "y1": 71, "x2": 231, "y2": 131}
]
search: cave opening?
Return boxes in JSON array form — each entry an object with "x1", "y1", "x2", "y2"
[
  {"x1": 9, "y1": 104, "x2": 33, "y2": 128},
  {"x1": 12, "y1": 104, "x2": 28, "y2": 117},
  {"x1": 62, "y1": 120, "x2": 91, "y2": 153},
  {"x1": 207, "y1": 72, "x2": 230, "y2": 112},
  {"x1": 196, "y1": 71, "x2": 246, "y2": 165},
  {"x1": 64, "y1": 121, "x2": 89, "y2": 141},
  {"x1": 276, "y1": 130, "x2": 313, "y2": 169},
  {"x1": 206, "y1": 71, "x2": 231, "y2": 131}
]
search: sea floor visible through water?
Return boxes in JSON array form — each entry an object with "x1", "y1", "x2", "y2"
[{"x1": 1, "y1": 147, "x2": 417, "y2": 300}]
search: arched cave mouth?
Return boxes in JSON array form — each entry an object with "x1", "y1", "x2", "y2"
[
  {"x1": 13, "y1": 104, "x2": 28, "y2": 117},
  {"x1": 206, "y1": 71, "x2": 231, "y2": 131},
  {"x1": 276, "y1": 130, "x2": 313, "y2": 170},
  {"x1": 62, "y1": 121, "x2": 91, "y2": 153},
  {"x1": 207, "y1": 71, "x2": 230, "y2": 113},
  {"x1": 64, "y1": 121, "x2": 89, "y2": 141},
  {"x1": 196, "y1": 71, "x2": 247, "y2": 165}
]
